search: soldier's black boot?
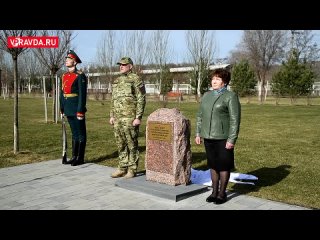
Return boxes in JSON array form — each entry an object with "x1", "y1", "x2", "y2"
[
  {"x1": 66, "y1": 140, "x2": 79, "y2": 164},
  {"x1": 71, "y1": 141, "x2": 86, "y2": 166}
]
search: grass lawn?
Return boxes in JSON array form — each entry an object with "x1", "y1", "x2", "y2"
[{"x1": 1, "y1": 95, "x2": 320, "y2": 209}]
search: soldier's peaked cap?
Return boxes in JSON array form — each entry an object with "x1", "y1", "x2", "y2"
[
  {"x1": 66, "y1": 50, "x2": 82, "y2": 63},
  {"x1": 117, "y1": 57, "x2": 133, "y2": 65}
]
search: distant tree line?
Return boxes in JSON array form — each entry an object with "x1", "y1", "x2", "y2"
[{"x1": 1, "y1": 30, "x2": 320, "y2": 154}]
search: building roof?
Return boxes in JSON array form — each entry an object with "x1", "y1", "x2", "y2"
[{"x1": 88, "y1": 64, "x2": 231, "y2": 77}]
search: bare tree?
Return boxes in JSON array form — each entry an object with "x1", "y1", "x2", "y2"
[
  {"x1": 0, "y1": 53, "x2": 13, "y2": 99},
  {"x1": 241, "y1": 30, "x2": 286, "y2": 103},
  {"x1": 19, "y1": 50, "x2": 43, "y2": 94},
  {"x1": 97, "y1": 30, "x2": 117, "y2": 93},
  {"x1": 127, "y1": 30, "x2": 148, "y2": 73},
  {"x1": 228, "y1": 47, "x2": 250, "y2": 65},
  {"x1": 34, "y1": 30, "x2": 73, "y2": 123},
  {"x1": 0, "y1": 50, "x2": 3, "y2": 97},
  {"x1": 116, "y1": 30, "x2": 130, "y2": 61},
  {"x1": 0, "y1": 30, "x2": 37, "y2": 154},
  {"x1": 289, "y1": 30, "x2": 320, "y2": 63},
  {"x1": 185, "y1": 30, "x2": 215, "y2": 100},
  {"x1": 148, "y1": 30, "x2": 171, "y2": 96}
]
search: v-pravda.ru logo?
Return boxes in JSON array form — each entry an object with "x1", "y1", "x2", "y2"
[{"x1": 8, "y1": 36, "x2": 59, "y2": 48}]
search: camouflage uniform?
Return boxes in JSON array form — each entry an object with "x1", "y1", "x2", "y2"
[{"x1": 110, "y1": 66, "x2": 146, "y2": 173}]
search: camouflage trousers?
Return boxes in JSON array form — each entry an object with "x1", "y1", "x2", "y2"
[{"x1": 113, "y1": 118, "x2": 139, "y2": 171}]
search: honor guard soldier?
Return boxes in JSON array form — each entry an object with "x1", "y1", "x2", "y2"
[
  {"x1": 109, "y1": 57, "x2": 146, "y2": 178},
  {"x1": 60, "y1": 50, "x2": 88, "y2": 166}
]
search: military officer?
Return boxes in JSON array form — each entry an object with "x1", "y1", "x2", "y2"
[
  {"x1": 109, "y1": 57, "x2": 146, "y2": 178},
  {"x1": 60, "y1": 50, "x2": 87, "y2": 166}
]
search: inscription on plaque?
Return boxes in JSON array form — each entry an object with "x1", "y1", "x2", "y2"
[{"x1": 148, "y1": 122, "x2": 172, "y2": 142}]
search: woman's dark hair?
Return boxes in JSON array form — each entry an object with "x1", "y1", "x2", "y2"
[{"x1": 211, "y1": 68, "x2": 231, "y2": 85}]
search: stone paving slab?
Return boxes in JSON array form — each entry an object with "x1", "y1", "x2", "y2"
[{"x1": 0, "y1": 159, "x2": 310, "y2": 210}]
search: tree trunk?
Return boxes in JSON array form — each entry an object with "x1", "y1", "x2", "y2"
[
  {"x1": 55, "y1": 74, "x2": 59, "y2": 123},
  {"x1": 28, "y1": 77, "x2": 31, "y2": 94},
  {"x1": 0, "y1": 69, "x2": 2, "y2": 97},
  {"x1": 43, "y1": 76, "x2": 48, "y2": 123},
  {"x1": 13, "y1": 58, "x2": 19, "y2": 154},
  {"x1": 260, "y1": 85, "x2": 266, "y2": 103},
  {"x1": 306, "y1": 95, "x2": 311, "y2": 106},
  {"x1": 246, "y1": 96, "x2": 250, "y2": 104},
  {"x1": 259, "y1": 77, "x2": 266, "y2": 104},
  {"x1": 197, "y1": 71, "x2": 201, "y2": 99}
]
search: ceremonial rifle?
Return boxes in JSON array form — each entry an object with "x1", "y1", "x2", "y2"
[{"x1": 62, "y1": 115, "x2": 68, "y2": 164}]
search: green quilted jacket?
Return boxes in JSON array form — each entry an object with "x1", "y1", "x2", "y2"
[{"x1": 195, "y1": 90, "x2": 241, "y2": 144}]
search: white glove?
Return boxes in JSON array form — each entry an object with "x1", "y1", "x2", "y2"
[{"x1": 109, "y1": 117, "x2": 115, "y2": 125}]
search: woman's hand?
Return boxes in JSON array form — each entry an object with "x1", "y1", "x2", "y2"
[
  {"x1": 195, "y1": 136, "x2": 202, "y2": 145},
  {"x1": 225, "y1": 141, "x2": 234, "y2": 149}
]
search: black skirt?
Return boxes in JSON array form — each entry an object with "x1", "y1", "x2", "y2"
[{"x1": 204, "y1": 139, "x2": 235, "y2": 171}]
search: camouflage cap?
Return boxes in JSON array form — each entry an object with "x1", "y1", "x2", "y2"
[
  {"x1": 66, "y1": 50, "x2": 82, "y2": 63},
  {"x1": 117, "y1": 57, "x2": 133, "y2": 65}
]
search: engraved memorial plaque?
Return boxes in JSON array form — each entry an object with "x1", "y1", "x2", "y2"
[{"x1": 148, "y1": 121, "x2": 172, "y2": 142}]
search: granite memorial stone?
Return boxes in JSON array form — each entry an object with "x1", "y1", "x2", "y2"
[{"x1": 145, "y1": 108, "x2": 192, "y2": 186}]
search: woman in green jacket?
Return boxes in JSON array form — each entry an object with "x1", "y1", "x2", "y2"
[{"x1": 195, "y1": 68, "x2": 241, "y2": 204}]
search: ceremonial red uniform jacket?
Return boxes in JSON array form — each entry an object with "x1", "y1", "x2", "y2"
[{"x1": 60, "y1": 68, "x2": 87, "y2": 117}]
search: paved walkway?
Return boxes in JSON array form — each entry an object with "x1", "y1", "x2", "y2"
[{"x1": 0, "y1": 159, "x2": 309, "y2": 210}]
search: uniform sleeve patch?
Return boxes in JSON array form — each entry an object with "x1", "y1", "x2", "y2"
[{"x1": 139, "y1": 85, "x2": 146, "y2": 94}]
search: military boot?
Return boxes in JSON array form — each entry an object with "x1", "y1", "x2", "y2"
[
  {"x1": 65, "y1": 140, "x2": 79, "y2": 164},
  {"x1": 124, "y1": 169, "x2": 136, "y2": 179},
  {"x1": 111, "y1": 169, "x2": 127, "y2": 178},
  {"x1": 71, "y1": 141, "x2": 85, "y2": 166}
]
